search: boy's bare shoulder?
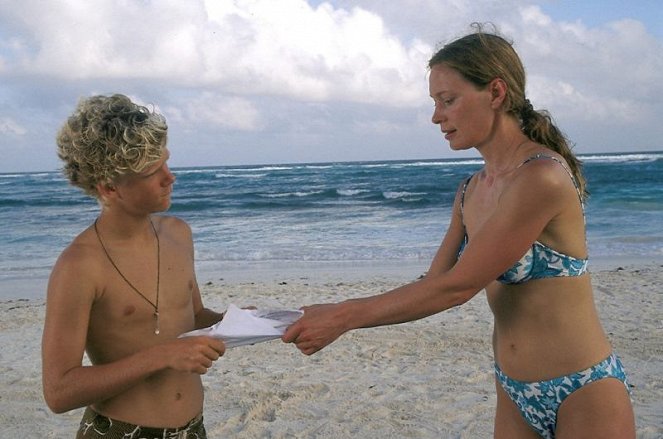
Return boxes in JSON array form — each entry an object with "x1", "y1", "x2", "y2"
[
  {"x1": 48, "y1": 226, "x2": 104, "y2": 302},
  {"x1": 56, "y1": 226, "x2": 103, "y2": 268},
  {"x1": 152, "y1": 215, "x2": 193, "y2": 243}
]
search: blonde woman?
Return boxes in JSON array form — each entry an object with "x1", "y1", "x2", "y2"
[{"x1": 284, "y1": 26, "x2": 635, "y2": 439}]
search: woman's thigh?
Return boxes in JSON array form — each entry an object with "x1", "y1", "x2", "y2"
[{"x1": 556, "y1": 377, "x2": 635, "y2": 439}]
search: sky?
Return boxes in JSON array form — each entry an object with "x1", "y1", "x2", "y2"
[{"x1": 0, "y1": 0, "x2": 661, "y2": 172}]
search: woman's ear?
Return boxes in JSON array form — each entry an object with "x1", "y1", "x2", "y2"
[{"x1": 489, "y1": 78, "x2": 508, "y2": 109}]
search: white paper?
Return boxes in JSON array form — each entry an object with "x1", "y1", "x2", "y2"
[{"x1": 179, "y1": 304, "x2": 303, "y2": 348}]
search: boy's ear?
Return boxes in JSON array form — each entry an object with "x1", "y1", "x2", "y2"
[{"x1": 96, "y1": 181, "x2": 116, "y2": 200}]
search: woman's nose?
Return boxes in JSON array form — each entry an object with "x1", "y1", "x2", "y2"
[{"x1": 432, "y1": 105, "x2": 444, "y2": 124}]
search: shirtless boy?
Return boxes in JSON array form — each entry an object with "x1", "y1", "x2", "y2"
[{"x1": 42, "y1": 94, "x2": 225, "y2": 438}]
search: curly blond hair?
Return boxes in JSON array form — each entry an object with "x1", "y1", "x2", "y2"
[{"x1": 56, "y1": 94, "x2": 168, "y2": 198}]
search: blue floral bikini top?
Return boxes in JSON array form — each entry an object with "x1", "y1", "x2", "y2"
[{"x1": 458, "y1": 154, "x2": 588, "y2": 285}]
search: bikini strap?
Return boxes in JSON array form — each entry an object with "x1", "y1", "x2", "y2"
[{"x1": 460, "y1": 174, "x2": 474, "y2": 219}]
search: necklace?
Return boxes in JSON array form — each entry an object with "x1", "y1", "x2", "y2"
[{"x1": 94, "y1": 218, "x2": 161, "y2": 335}]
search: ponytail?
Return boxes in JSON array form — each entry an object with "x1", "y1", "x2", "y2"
[{"x1": 520, "y1": 101, "x2": 588, "y2": 199}]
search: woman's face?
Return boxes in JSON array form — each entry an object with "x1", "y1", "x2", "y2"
[{"x1": 429, "y1": 63, "x2": 496, "y2": 151}]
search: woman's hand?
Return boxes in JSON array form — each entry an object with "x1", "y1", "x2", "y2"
[{"x1": 282, "y1": 302, "x2": 349, "y2": 355}]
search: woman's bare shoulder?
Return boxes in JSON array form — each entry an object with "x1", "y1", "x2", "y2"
[{"x1": 511, "y1": 154, "x2": 578, "y2": 200}]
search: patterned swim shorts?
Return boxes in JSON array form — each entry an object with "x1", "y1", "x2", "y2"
[
  {"x1": 76, "y1": 407, "x2": 207, "y2": 439},
  {"x1": 495, "y1": 353, "x2": 629, "y2": 439}
]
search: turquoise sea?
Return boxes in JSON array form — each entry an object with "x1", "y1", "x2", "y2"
[{"x1": 1, "y1": 151, "x2": 662, "y2": 300}]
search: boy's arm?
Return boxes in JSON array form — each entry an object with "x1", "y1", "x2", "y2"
[
  {"x1": 180, "y1": 218, "x2": 224, "y2": 330},
  {"x1": 190, "y1": 261, "x2": 224, "y2": 329},
  {"x1": 41, "y1": 246, "x2": 223, "y2": 414},
  {"x1": 192, "y1": 282, "x2": 224, "y2": 329}
]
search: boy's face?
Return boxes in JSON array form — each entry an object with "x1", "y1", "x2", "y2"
[{"x1": 110, "y1": 147, "x2": 176, "y2": 215}]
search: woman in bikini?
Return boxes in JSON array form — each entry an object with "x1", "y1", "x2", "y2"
[{"x1": 283, "y1": 24, "x2": 635, "y2": 438}]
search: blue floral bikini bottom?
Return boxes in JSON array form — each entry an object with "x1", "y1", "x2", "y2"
[{"x1": 495, "y1": 353, "x2": 630, "y2": 439}]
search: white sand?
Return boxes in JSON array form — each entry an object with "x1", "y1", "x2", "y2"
[{"x1": 1, "y1": 264, "x2": 661, "y2": 438}]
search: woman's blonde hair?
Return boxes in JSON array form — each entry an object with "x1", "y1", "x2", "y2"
[
  {"x1": 429, "y1": 23, "x2": 587, "y2": 198},
  {"x1": 56, "y1": 94, "x2": 168, "y2": 197}
]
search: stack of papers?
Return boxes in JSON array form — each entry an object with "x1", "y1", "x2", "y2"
[{"x1": 179, "y1": 304, "x2": 303, "y2": 348}]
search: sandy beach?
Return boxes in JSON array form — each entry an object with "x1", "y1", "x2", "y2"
[{"x1": 1, "y1": 263, "x2": 661, "y2": 438}]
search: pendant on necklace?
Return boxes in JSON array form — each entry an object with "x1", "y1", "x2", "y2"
[{"x1": 95, "y1": 218, "x2": 161, "y2": 336}]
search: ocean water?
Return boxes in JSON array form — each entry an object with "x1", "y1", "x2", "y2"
[{"x1": 1, "y1": 151, "x2": 662, "y2": 300}]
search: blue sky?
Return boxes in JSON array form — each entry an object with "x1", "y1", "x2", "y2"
[
  {"x1": 541, "y1": 0, "x2": 662, "y2": 37},
  {"x1": 0, "y1": 0, "x2": 661, "y2": 172}
]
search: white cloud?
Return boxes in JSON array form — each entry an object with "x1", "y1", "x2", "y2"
[
  {"x1": 503, "y1": 6, "x2": 663, "y2": 144},
  {"x1": 516, "y1": 7, "x2": 663, "y2": 99},
  {"x1": 166, "y1": 93, "x2": 260, "y2": 131},
  {"x1": 528, "y1": 76, "x2": 642, "y2": 124},
  {"x1": 0, "y1": 117, "x2": 27, "y2": 136},
  {"x1": 0, "y1": 0, "x2": 661, "y2": 171},
  {"x1": 3, "y1": 0, "x2": 431, "y2": 106},
  {"x1": 353, "y1": 118, "x2": 403, "y2": 135},
  {"x1": 201, "y1": 1, "x2": 432, "y2": 105}
]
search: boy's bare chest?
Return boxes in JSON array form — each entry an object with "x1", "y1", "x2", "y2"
[{"x1": 86, "y1": 246, "x2": 197, "y2": 359}]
